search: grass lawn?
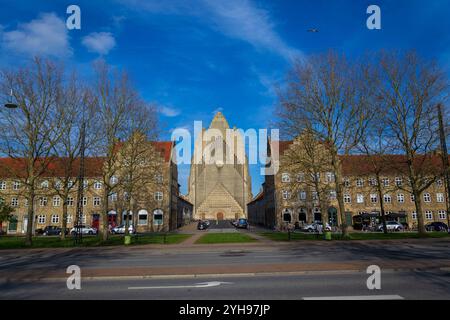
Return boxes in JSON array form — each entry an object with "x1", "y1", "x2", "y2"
[
  {"x1": 195, "y1": 233, "x2": 257, "y2": 244},
  {"x1": 260, "y1": 231, "x2": 450, "y2": 242},
  {"x1": 0, "y1": 233, "x2": 192, "y2": 249}
]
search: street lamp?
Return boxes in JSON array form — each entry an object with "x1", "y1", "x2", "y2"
[{"x1": 4, "y1": 90, "x2": 18, "y2": 109}]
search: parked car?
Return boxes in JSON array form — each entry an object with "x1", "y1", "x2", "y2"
[
  {"x1": 70, "y1": 225, "x2": 97, "y2": 235},
  {"x1": 197, "y1": 220, "x2": 209, "y2": 230},
  {"x1": 425, "y1": 222, "x2": 448, "y2": 232},
  {"x1": 303, "y1": 222, "x2": 323, "y2": 232},
  {"x1": 111, "y1": 224, "x2": 135, "y2": 234},
  {"x1": 376, "y1": 221, "x2": 404, "y2": 232},
  {"x1": 235, "y1": 218, "x2": 249, "y2": 229},
  {"x1": 42, "y1": 226, "x2": 63, "y2": 236}
]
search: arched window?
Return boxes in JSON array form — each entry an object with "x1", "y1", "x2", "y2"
[
  {"x1": 313, "y1": 208, "x2": 322, "y2": 222},
  {"x1": 153, "y1": 209, "x2": 163, "y2": 226},
  {"x1": 138, "y1": 209, "x2": 148, "y2": 225},
  {"x1": 282, "y1": 208, "x2": 292, "y2": 223},
  {"x1": 298, "y1": 208, "x2": 307, "y2": 222}
]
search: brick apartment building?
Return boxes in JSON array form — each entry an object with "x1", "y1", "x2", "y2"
[
  {"x1": 248, "y1": 134, "x2": 449, "y2": 231},
  {"x1": 0, "y1": 141, "x2": 192, "y2": 235}
]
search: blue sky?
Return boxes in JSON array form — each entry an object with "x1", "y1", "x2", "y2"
[{"x1": 0, "y1": 0, "x2": 449, "y2": 195}]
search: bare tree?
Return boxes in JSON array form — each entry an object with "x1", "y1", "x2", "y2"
[
  {"x1": 0, "y1": 58, "x2": 64, "y2": 246},
  {"x1": 377, "y1": 51, "x2": 448, "y2": 235},
  {"x1": 356, "y1": 104, "x2": 396, "y2": 234},
  {"x1": 281, "y1": 130, "x2": 335, "y2": 227},
  {"x1": 91, "y1": 60, "x2": 153, "y2": 240},
  {"x1": 117, "y1": 101, "x2": 159, "y2": 236},
  {"x1": 49, "y1": 73, "x2": 98, "y2": 239},
  {"x1": 277, "y1": 51, "x2": 376, "y2": 237}
]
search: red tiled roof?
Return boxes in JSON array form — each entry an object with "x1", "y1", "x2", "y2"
[
  {"x1": 0, "y1": 141, "x2": 172, "y2": 179},
  {"x1": 152, "y1": 141, "x2": 173, "y2": 162},
  {"x1": 0, "y1": 157, "x2": 105, "y2": 179},
  {"x1": 276, "y1": 139, "x2": 449, "y2": 176},
  {"x1": 340, "y1": 154, "x2": 448, "y2": 176}
]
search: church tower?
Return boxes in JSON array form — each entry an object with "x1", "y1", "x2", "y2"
[{"x1": 187, "y1": 112, "x2": 252, "y2": 221}]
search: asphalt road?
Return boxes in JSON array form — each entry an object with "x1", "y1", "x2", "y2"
[
  {"x1": 1, "y1": 238, "x2": 449, "y2": 271},
  {"x1": 1, "y1": 236, "x2": 449, "y2": 300},
  {"x1": 1, "y1": 270, "x2": 449, "y2": 300}
]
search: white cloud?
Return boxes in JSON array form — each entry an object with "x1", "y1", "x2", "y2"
[
  {"x1": 1, "y1": 13, "x2": 71, "y2": 57},
  {"x1": 82, "y1": 32, "x2": 116, "y2": 55},
  {"x1": 160, "y1": 106, "x2": 181, "y2": 117},
  {"x1": 119, "y1": 0, "x2": 301, "y2": 61},
  {"x1": 202, "y1": 0, "x2": 301, "y2": 61}
]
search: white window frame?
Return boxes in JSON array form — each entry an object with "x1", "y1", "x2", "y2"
[
  {"x1": 41, "y1": 180, "x2": 49, "y2": 189},
  {"x1": 436, "y1": 193, "x2": 445, "y2": 203},
  {"x1": 82, "y1": 197, "x2": 88, "y2": 206},
  {"x1": 153, "y1": 209, "x2": 163, "y2": 226},
  {"x1": 384, "y1": 194, "x2": 392, "y2": 203},
  {"x1": 411, "y1": 211, "x2": 417, "y2": 220},
  {"x1": 329, "y1": 191, "x2": 337, "y2": 200},
  {"x1": 436, "y1": 179, "x2": 443, "y2": 188},
  {"x1": 67, "y1": 197, "x2": 74, "y2": 206},
  {"x1": 344, "y1": 194, "x2": 351, "y2": 203},
  {"x1": 395, "y1": 177, "x2": 402, "y2": 187},
  {"x1": 326, "y1": 172, "x2": 335, "y2": 183},
  {"x1": 397, "y1": 193, "x2": 405, "y2": 203},
  {"x1": 110, "y1": 176, "x2": 118, "y2": 185},
  {"x1": 53, "y1": 196, "x2": 61, "y2": 207},
  {"x1": 0, "y1": 181, "x2": 6, "y2": 190},
  {"x1": 299, "y1": 191, "x2": 306, "y2": 201},
  {"x1": 154, "y1": 192, "x2": 163, "y2": 201},
  {"x1": 356, "y1": 194, "x2": 364, "y2": 204},
  {"x1": 282, "y1": 190, "x2": 290, "y2": 200},
  {"x1": 423, "y1": 193, "x2": 431, "y2": 203},
  {"x1": 438, "y1": 210, "x2": 447, "y2": 220},
  {"x1": 37, "y1": 215, "x2": 46, "y2": 224},
  {"x1": 11, "y1": 197, "x2": 19, "y2": 207},
  {"x1": 356, "y1": 178, "x2": 364, "y2": 187},
  {"x1": 370, "y1": 194, "x2": 378, "y2": 203},
  {"x1": 382, "y1": 178, "x2": 389, "y2": 187},
  {"x1": 343, "y1": 178, "x2": 350, "y2": 187},
  {"x1": 13, "y1": 181, "x2": 20, "y2": 190},
  {"x1": 109, "y1": 192, "x2": 118, "y2": 202},
  {"x1": 425, "y1": 211, "x2": 433, "y2": 220},
  {"x1": 281, "y1": 173, "x2": 291, "y2": 183},
  {"x1": 39, "y1": 197, "x2": 48, "y2": 206},
  {"x1": 94, "y1": 181, "x2": 102, "y2": 190},
  {"x1": 138, "y1": 210, "x2": 148, "y2": 226},
  {"x1": 51, "y1": 214, "x2": 60, "y2": 224},
  {"x1": 93, "y1": 197, "x2": 101, "y2": 206}
]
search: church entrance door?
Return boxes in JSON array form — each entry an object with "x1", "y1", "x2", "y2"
[{"x1": 216, "y1": 212, "x2": 224, "y2": 221}]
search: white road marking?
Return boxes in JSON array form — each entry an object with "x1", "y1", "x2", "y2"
[
  {"x1": 128, "y1": 281, "x2": 233, "y2": 290},
  {"x1": 303, "y1": 294, "x2": 404, "y2": 300}
]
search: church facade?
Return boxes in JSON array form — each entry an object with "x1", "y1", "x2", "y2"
[{"x1": 187, "y1": 112, "x2": 252, "y2": 221}]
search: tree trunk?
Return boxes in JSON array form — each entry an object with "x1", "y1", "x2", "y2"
[
  {"x1": 376, "y1": 176, "x2": 388, "y2": 234},
  {"x1": 413, "y1": 190, "x2": 426, "y2": 236},
  {"x1": 331, "y1": 152, "x2": 348, "y2": 237},
  {"x1": 61, "y1": 200, "x2": 68, "y2": 240},
  {"x1": 101, "y1": 186, "x2": 110, "y2": 241},
  {"x1": 25, "y1": 190, "x2": 35, "y2": 246}
]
